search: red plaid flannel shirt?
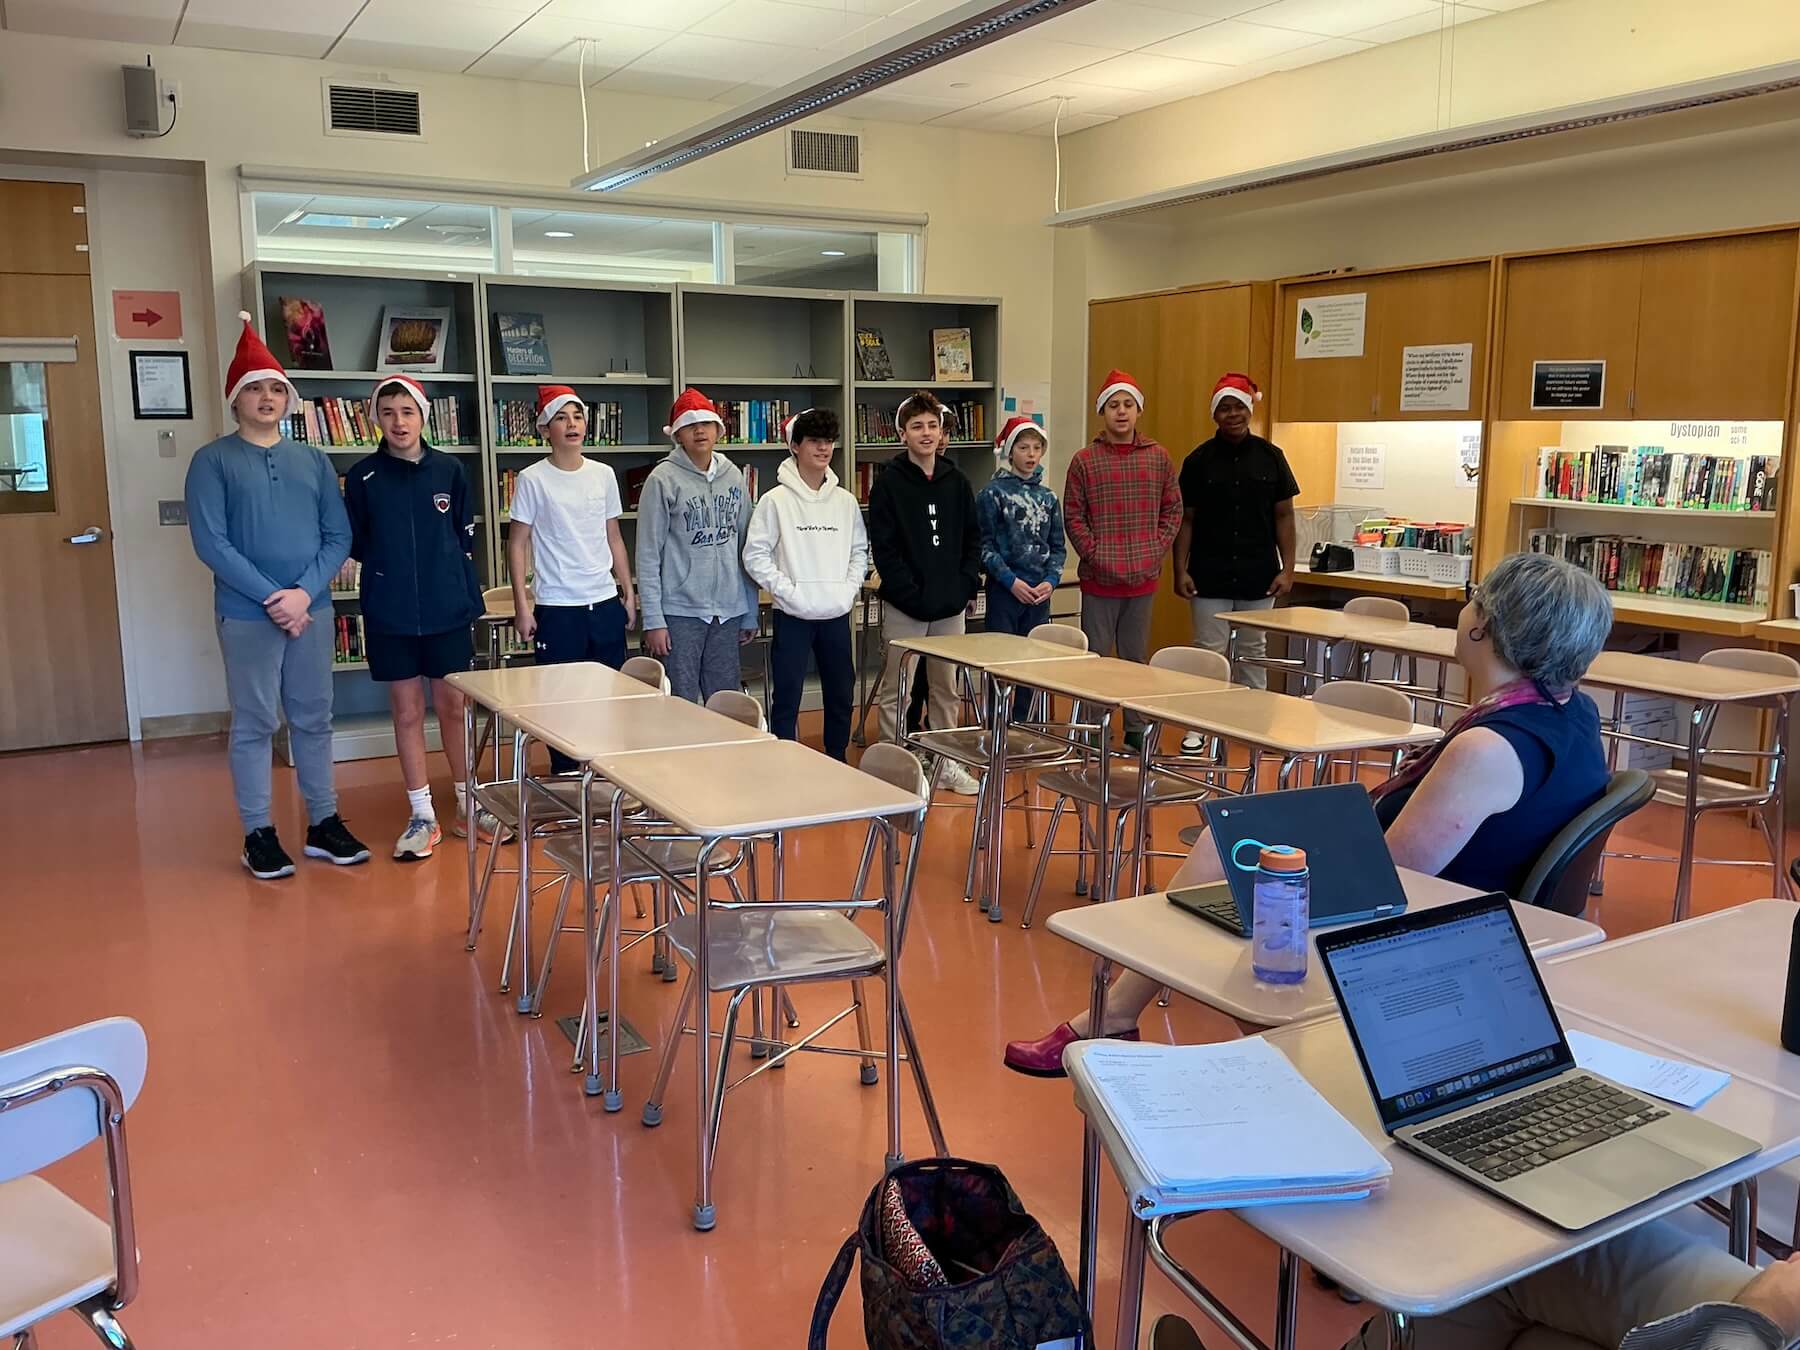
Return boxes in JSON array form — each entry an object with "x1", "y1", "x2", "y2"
[{"x1": 1063, "y1": 436, "x2": 1182, "y2": 597}]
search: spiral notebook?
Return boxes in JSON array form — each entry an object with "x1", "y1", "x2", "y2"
[{"x1": 1082, "y1": 1039, "x2": 1391, "y2": 1217}]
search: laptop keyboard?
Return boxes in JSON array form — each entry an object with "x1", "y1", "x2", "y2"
[
  {"x1": 1414, "y1": 1076, "x2": 1669, "y2": 1183},
  {"x1": 1177, "y1": 887, "x2": 1248, "y2": 936}
]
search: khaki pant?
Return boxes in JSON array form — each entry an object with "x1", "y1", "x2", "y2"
[
  {"x1": 1190, "y1": 594, "x2": 1274, "y2": 690},
  {"x1": 875, "y1": 606, "x2": 965, "y2": 745}
]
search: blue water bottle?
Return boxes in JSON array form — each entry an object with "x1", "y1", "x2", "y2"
[{"x1": 1249, "y1": 844, "x2": 1310, "y2": 985}]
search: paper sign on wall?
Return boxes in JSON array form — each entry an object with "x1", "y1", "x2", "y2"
[
  {"x1": 1456, "y1": 431, "x2": 1481, "y2": 489},
  {"x1": 1340, "y1": 443, "x2": 1385, "y2": 490},
  {"x1": 112, "y1": 290, "x2": 182, "y2": 340},
  {"x1": 1295, "y1": 292, "x2": 1366, "y2": 360},
  {"x1": 1399, "y1": 343, "x2": 1474, "y2": 412}
]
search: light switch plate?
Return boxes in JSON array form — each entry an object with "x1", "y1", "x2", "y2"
[
  {"x1": 158, "y1": 499, "x2": 187, "y2": 526},
  {"x1": 157, "y1": 429, "x2": 176, "y2": 459}
]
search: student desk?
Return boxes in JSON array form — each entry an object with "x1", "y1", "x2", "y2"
[
  {"x1": 1223, "y1": 606, "x2": 1406, "y2": 693},
  {"x1": 1546, "y1": 899, "x2": 1800, "y2": 1248},
  {"x1": 1053, "y1": 873, "x2": 1605, "y2": 1315},
  {"x1": 1066, "y1": 1015, "x2": 1799, "y2": 1350},
  {"x1": 499, "y1": 695, "x2": 768, "y2": 1027},
  {"x1": 985, "y1": 657, "x2": 1234, "y2": 915},
  {"x1": 1580, "y1": 652, "x2": 1800, "y2": 921},
  {"x1": 588, "y1": 739, "x2": 927, "y2": 1229},
  {"x1": 886, "y1": 633, "x2": 1098, "y2": 916}
]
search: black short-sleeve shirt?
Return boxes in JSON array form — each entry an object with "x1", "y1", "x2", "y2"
[{"x1": 1177, "y1": 433, "x2": 1300, "y2": 600}]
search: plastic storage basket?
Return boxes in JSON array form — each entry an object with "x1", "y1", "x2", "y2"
[
  {"x1": 1426, "y1": 553, "x2": 1473, "y2": 585},
  {"x1": 1353, "y1": 546, "x2": 1403, "y2": 576},
  {"x1": 1397, "y1": 548, "x2": 1435, "y2": 577}
]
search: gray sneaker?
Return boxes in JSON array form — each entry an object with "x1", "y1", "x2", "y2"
[
  {"x1": 451, "y1": 804, "x2": 511, "y2": 843},
  {"x1": 937, "y1": 760, "x2": 981, "y2": 796},
  {"x1": 393, "y1": 815, "x2": 442, "y2": 862}
]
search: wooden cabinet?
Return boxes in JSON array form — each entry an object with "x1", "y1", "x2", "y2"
[
  {"x1": 1496, "y1": 229, "x2": 1800, "y2": 421},
  {"x1": 1497, "y1": 248, "x2": 1643, "y2": 420},
  {"x1": 1635, "y1": 231, "x2": 1797, "y2": 420},
  {"x1": 1276, "y1": 280, "x2": 1379, "y2": 422}
]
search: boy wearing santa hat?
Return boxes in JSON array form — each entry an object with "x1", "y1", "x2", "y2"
[
  {"x1": 506, "y1": 386, "x2": 636, "y2": 773},
  {"x1": 1173, "y1": 373, "x2": 1298, "y2": 701},
  {"x1": 976, "y1": 416, "x2": 1065, "y2": 718},
  {"x1": 184, "y1": 313, "x2": 368, "y2": 879},
  {"x1": 635, "y1": 388, "x2": 759, "y2": 704},
  {"x1": 343, "y1": 376, "x2": 489, "y2": 860},
  {"x1": 1063, "y1": 369, "x2": 1182, "y2": 746}
]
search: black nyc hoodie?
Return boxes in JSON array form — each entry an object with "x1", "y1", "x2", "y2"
[{"x1": 867, "y1": 451, "x2": 982, "y2": 622}]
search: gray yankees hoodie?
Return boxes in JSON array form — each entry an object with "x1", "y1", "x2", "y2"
[{"x1": 634, "y1": 447, "x2": 760, "y2": 631}]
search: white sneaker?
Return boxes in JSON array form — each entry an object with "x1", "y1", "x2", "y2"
[
  {"x1": 394, "y1": 815, "x2": 442, "y2": 861},
  {"x1": 451, "y1": 804, "x2": 510, "y2": 843},
  {"x1": 937, "y1": 760, "x2": 981, "y2": 796},
  {"x1": 1180, "y1": 731, "x2": 1206, "y2": 754}
]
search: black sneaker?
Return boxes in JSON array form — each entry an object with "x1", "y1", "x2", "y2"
[
  {"x1": 242, "y1": 827, "x2": 295, "y2": 880},
  {"x1": 304, "y1": 814, "x2": 371, "y2": 866}
]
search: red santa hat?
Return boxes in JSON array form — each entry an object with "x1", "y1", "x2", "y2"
[
  {"x1": 535, "y1": 385, "x2": 585, "y2": 430},
  {"x1": 1210, "y1": 372, "x2": 1261, "y2": 415},
  {"x1": 225, "y1": 311, "x2": 298, "y2": 409},
  {"x1": 369, "y1": 374, "x2": 430, "y2": 424},
  {"x1": 663, "y1": 387, "x2": 724, "y2": 438},
  {"x1": 780, "y1": 410, "x2": 808, "y2": 445},
  {"x1": 1094, "y1": 368, "x2": 1144, "y2": 414},
  {"x1": 994, "y1": 414, "x2": 1045, "y2": 460}
]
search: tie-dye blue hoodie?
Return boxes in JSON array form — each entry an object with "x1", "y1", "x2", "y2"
[{"x1": 975, "y1": 460, "x2": 1066, "y2": 590}]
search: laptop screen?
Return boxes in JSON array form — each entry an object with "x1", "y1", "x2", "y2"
[{"x1": 1318, "y1": 895, "x2": 1574, "y2": 1129}]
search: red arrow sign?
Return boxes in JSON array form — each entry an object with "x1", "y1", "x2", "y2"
[{"x1": 113, "y1": 290, "x2": 183, "y2": 340}]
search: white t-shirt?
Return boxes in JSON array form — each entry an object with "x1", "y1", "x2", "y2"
[{"x1": 508, "y1": 457, "x2": 622, "y2": 605}]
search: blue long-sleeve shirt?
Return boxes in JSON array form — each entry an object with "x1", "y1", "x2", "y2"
[{"x1": 184, "y1": 432, "x2": 351, "y2": 621}]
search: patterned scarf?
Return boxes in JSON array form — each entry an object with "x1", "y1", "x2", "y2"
[{"x1": 1370, "y1": 677, "x2": 1558, "y2": 805}]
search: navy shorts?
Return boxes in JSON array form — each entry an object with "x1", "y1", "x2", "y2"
[{"x1": 366, "y1": 626, "x2": 474, "y2": 682}]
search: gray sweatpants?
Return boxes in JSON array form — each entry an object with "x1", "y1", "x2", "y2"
[
  {"x1": 1191, "y1": 594, "x2": 1274, "y2": 689},
  {"x1": 665, "y1": 615, "x2": 745, "y2": 704},
  {"x1": 217, "y1": 611, "x2": 338, "y2": 833},
  {"x1": 1079, "y1": 593, "x2": 1155, "y2": 729}
]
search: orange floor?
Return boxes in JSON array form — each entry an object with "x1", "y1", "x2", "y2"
[{"x1": 1, "y1": 722, "x2": 1788, "y2": 1349}]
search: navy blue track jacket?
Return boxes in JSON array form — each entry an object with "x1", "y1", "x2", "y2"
[{"x1": 344, "y1": 443, "x2": 484, "y2": 637}]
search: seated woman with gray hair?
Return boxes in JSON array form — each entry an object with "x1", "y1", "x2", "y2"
[{"x1": 1005, "y1": 550, "x2": 1615, "y2": 1077}]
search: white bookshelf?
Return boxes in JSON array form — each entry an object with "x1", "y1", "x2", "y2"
[{"x1": 1512, "y1": 496, "x2": 1778, "y2": 523}]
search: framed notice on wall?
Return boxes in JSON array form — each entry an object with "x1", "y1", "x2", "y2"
[
  {"x1": 1295, "y1": 292, "x2": 1366, "y2": 360},
  {"x1": 129, "y1": 350, "x2": 192, "y2": 419},
  {"x1": 1530, "y1": 360, "x2": 1606, "y2": 410}
]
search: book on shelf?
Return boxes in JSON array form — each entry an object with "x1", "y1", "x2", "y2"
[
  {"x1": 493, "y1": 312, "x2": 551, "y2": 376},
  {"x1": 492, "y1": 398, "x2": 623, "y2": 447},
  {"x1": 1534, "y1": 445, "x2": 1779, "y2": 512},
  {"x1": 624, "y1": 463, "x2": 654, "y2": 510},
  {"x1": 854, "y1": 327, "x2": 893, "y2": 381},
  {"x1": 1527, "y1": 529, "x2": 1772, "y2": 607},
  {"x1": 333, "y1": 613, "x2": 368, "y2": 665},
  {"x1": 855, "y1": 461, "x2": 875, "y2": 504},
  {"x1": 854, "y1": 399, "x2": 987, "y2": 445},
  {"x1": 277, "y1": 296, "x2": 333, "y2": 370},
  {"x1": 288, "y1": 395, "x2": 464, "y2": 447},
  {"x1": 931, "y1": 326, "x2": 973, "y2": 382},
  {"x1": 718, "y1": 399, "x2": 791, "y2": 445},
  {"x1": 743, "y1": 465, "x2": 758, "y2": 501},
  {"x1": 377, "y1": 306, "x2": 450, "y2": 373},
  {"x1": 1079, "y1": 1039, "x2": 1390, "y2": 1217},
  {"x1": 329, "y1": 558, "x2": 362, "y2": 596}
]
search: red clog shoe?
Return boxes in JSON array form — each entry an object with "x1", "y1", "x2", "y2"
[{"x1": 1002, "y1": 1021, "x2": 1140, "y2": 1078}]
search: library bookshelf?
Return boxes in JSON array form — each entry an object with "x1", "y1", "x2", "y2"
[{"x1": 244, "y1": 264, "x2": 1003, "y2": 758}]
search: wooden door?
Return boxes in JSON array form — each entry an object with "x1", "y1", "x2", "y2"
[
  {"x1": 1634, "y1": 231, "x2": 1799, "y2": 421},
  {"x1": 1372, "y1": 263, "x2": 1493, "y2": 420},
  {"x1": 1275, "y1": 278, "x2": 1380, "y2": 422},
  {"x1": 0, "y1": 181, "x2": 127, "y2": 749},
  {"x1": 1087, "y1": 284, "x2": 1268, "y2": 653},
  {"x1": 1496, "y1": 248, "x2": 1644, "y2": 420}
]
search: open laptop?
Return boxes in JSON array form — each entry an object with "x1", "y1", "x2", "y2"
[
  {"x1": 1166, "y1": 784, "x2": 1407, "y2": 937},
  {"x1": 1317, "y1": 893, "x2": 1758, "y2": 1230}
]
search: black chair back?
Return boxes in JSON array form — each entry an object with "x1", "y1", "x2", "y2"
[{"x1": 1515, "y1": 770, "x2": 1654, "y2": 916}]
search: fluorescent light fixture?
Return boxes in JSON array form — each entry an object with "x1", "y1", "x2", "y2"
[
  {"x1": 821, "y1": 249, "x2": 847, "y2": 256},
  {"x1": 290, "y1": 211, "x2": 409, "y2": 230},
  {"x1": 572, "y1": 0, "x2": 1105, "y2": 192},
  {"x1": 544, "y1": 230, "x2": 575, "y2": 237}
]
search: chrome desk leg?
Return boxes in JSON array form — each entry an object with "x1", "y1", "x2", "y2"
[
  {"x1": 1078, "y1": 955, "x2": 1113, "y2": 1323},
  {"x1": 1774, "y1": 699, "x2": 1792, "y2": 901},
  {"x1": 884, "y1": 821, "x2": 905, "y2": 1164},
  {"x1": 1116, "y1": 1214, "x2": 1148, "y2": 1350},
  {"x1": 692, "y1": 838, "x2": 723, "y2": 1231},
  {"x1": 74, "y1": 1295, "x2": 135, "y2": 1350},
  {"x1": 1386, "y1": 1313, "x2": 1415, "y2": 1349},
  {"x1": 579, "y1": 768, "x2": 604, "y2": 1097},
  {"x1": 1593, "y1": 687, "x2": 1626, "y2": 897},
  {"x1": 463, "y1": 696, "x2": 478, "y2": 935},
  {"x1": 1096, "y1": 707, "x2": 1114, "y2": 901},
  {"x1": 1672, "y1": 702, "x2": 1716, "y2": 923},
  {"x1": 600, "y1": 773, "x2": 626, "y2": 1110},
  {"x1": 1730, "y1": 1179, "x2": 1758, "y2": 1262},
  {"x1": 1274, "y1": 1248, "x2": 1301, "y2": 1350},
  {"x1": 1130, "y1": 717, "x2": 1155, "y2": 897},
  {"x1": 986, "y1": 672, "x2": 1010, "y2": 923},
  {"x1": 511, "y1": 728, "x2": 533, "y2": 1010}
]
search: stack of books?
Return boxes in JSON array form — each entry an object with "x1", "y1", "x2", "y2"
[
  {"x1": 1078, "y1": 1039, "x2": 1390, "y2": 1216},
  {"x1": 1536, "y1": 446, "x2": 1779, "y2": 511},
  {"x1": 492, "y1": 399, "x2": 624, "y2": 447},
  {"x1": 1528, "y1": 530, "x2": 1772, "y2": 606},
  {"x1": 333, "y1": 613, "x2": 368, "y2": 665},
  {"x1": 287, "y1": 396, "x2": 465, "y2": 448}
]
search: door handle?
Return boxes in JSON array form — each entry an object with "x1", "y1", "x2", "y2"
[{"x1": 66, "y1": 526, "x2": 104, "y2": 545}]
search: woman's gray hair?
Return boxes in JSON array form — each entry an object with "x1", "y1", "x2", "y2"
[{"x1": 1478, "y1": 553, "x2": 1611, "y2": 692}]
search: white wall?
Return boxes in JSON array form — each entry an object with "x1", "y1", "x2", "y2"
[{"x1": 0, "y1": 29, "x2": 1055, "y2": 731}]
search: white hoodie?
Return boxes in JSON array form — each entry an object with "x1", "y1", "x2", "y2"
[{"x1": 742, "y1": 457, "x2": 870, "y2": 620}]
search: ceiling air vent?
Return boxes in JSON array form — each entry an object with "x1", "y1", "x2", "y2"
[
  {"x1": 788, "y1": 129, "x2": 861, "y2": 179},
  {"x1": 324, "y1": 82, "x2": 423, "y2": 139}
]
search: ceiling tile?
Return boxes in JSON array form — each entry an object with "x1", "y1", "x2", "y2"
[
  {"x1": 176, "y1": 23, "x2": 338, "y2": 57},
  {"x1": 1247, "y1": 0, "x2": 1440, "y2": 38},
  {"x1": 177, "y1": 0, "x2": 364, "y2": 55},
  {"x1": 7, "y1": 0, "x2": 182, "y2": 43},
  {"x1": 1060, "y1": 50, "x2": 1231, "y2": 91},
  {"x1": 1020, "y1": 108, "x2": 1114, "y2": 135},
  {"x1": 340, "y1": 0, "x2": 532, "y2": 49},
  {"x1": 616, "y1": 30, "x2": 794, "y2": 74},
  {"x1": 544, "y1": 0, "x2": 731, "y2": 23},
  {"x1": 592, "y1": 64, "x2": 747, "y2": 98},
  {"x1": 470, "y1": 14, "x2": 673, "y2": 70},
  {"x1": 1143, "y1": 17, "x2": 1314, "y2": 63},
  {"x1": 842, "y1": 91, "x2": 969, "y2": 124},
  {"x1": 1234, "y1": 32, "x2": 1374, "y2": 77},
  {"x1": 991, "y1": 77, "x2": 1165, "y2": 116},
  {"x1": 1129, "y1": 0, "x2": 1286, "y2": 16},
  {"x1": 1351, "y1": 3, "x2": 1491, "y2": 42},
  {"x1": 954, "y1": 34, "x2": 1121, "y2": 80},
  {"x1": 889, "y1": 52, "x2": 1044, "y2": 101},
  {"x1": 692, "y1": 0, "x2": 870, "y2": 45},
  {"x1": 1033, "y1": 2, "x2": 1212, "y2": 48},
  {"x1": 331, "y1": 38, "x2": 501, "y2": 72}
]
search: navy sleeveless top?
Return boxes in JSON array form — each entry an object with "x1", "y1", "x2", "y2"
[{"x1": 1376, "y1": 692, "x2": 1609, "y2": 898}]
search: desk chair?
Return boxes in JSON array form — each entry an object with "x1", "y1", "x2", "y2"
[
  {"x1": 1310, "y1": 679, "x2": 1415, "y2": 786},
  {"x1": 0, "y1": 1018, "x2": 146, "y2": 1350},
  {"x1": 1608, "y1": 648, "x2": 1797, "y2": 915},
  {"x1": 1343, "y1": 595, "x2": 1437, "y2": 712},
  {"x1": 1020, "y1": 646, "x2": 1227, "y2": 929},
  {"x1": 641, "y1": 744, "x2": 946, "y2": 1229},
  {"x1": 475, "y1": 585, "x2": 527, "y2": 669},
  {"x1": 1517, "y1": 769, "x2": 1653, "y2": 919},
  {"x1": 621, "y1": 654, "x2": 671, "y2": 694}
]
